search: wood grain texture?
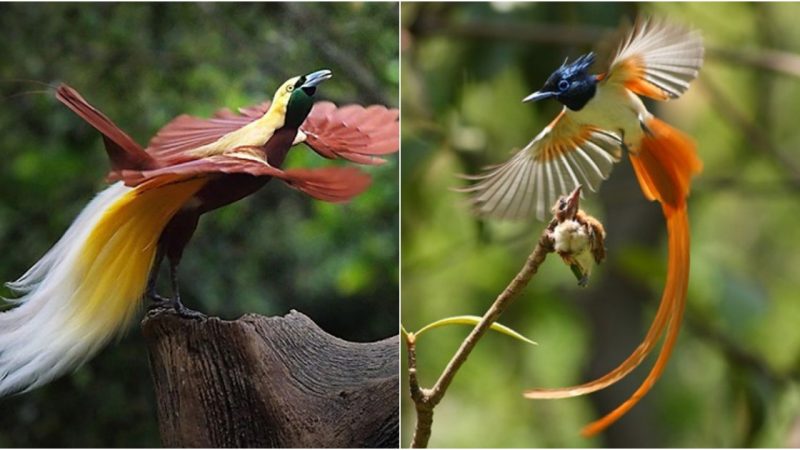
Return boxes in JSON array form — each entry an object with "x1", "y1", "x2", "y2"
[{"x1": 141, "y1": 309, "x2": 398, "y2": 448}]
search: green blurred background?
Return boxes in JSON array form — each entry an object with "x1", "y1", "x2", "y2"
[
  {"x1": 0, "y1": 2, "x2": 397, "y2": 447},
  {"x1": 402, "y1": 2, "x2": 800, "y2": 447}
]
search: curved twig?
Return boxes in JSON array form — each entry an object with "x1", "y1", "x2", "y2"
[{"x1": 406, "y1": 217, "x2": 557, "y2": 447}]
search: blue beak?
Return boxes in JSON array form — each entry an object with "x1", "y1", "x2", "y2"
[{"x1": 303, "y1": 69, "x2": 333, "y2": 88}]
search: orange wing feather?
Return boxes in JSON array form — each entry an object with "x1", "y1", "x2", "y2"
[
  {"x1": 460, "y1": 111, "x2": 623, "y2": 220},
  {"x1": 605, "y1": 18, "x2": 703, "y2": 101}
]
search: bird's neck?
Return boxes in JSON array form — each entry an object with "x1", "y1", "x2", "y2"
[
  {"x1": 263, "y1": 126, "x2": 300, "y2": 167},
  {"x1": 254, "y1": 101, "x2": 288, "y2": 134},
  {"x1": 285, "y1": 94, "x2": 314, "y2": 129}
]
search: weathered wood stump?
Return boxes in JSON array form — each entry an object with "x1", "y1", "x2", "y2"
[{"x1": 141, "y1": 309, "x2": 398, "y2": 448}]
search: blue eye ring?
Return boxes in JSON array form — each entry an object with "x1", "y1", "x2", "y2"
[{"x1": 558, "y1": 80, "x2": 570, "y2": 91}]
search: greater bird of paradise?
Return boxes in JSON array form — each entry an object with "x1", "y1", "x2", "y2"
[
  {"x1": 0, "y1": 69, "x2": 398, "y2": 397},
  {"x1": 462, "y1": 18, "x2": 703, "y2": 435}
]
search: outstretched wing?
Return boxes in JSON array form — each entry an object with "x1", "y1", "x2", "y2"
[
  {"x1": 119, "y1": 147, "x2": 371, "y2": 203},
  {"x1": 460, "y1": 111, "x2": 623, "y2": 221},
  {"x1": 604, "y1": 17, "x2": 704, "y2": 100},
  {"x1": 299, "y1": 102, "x2": 399, "y2": 165},
  {"x1": 145, "y1": 99, "x2": 398, "y2": 165},
  {"x1": 55, "y1": 84, "x2": 156, "y2": 171},
  {"x1": 145, "y1": 102, "x2": 270, "y2": 164}
]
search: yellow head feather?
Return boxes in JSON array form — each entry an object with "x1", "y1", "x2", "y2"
[
  {"x1": 187, "y1": 75, "x2": 302, "y2": 158},
  {"x1": 270, "y1": 76, "x2": 302, "y2": 112}
]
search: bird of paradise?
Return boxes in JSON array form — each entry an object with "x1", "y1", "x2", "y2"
[
  {"x1": 461, "y1": 18, "x2": 703, "y2": 435},
  {"x1": 0, "y1": 69, "x2": 398, "y2": 397}
]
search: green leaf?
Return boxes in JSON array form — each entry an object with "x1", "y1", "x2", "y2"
[{"x1": 415, "y1": 315, "x2": 537, "y2": 345}]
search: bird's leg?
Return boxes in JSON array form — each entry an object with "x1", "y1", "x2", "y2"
[
  {"x1": 145, "y1": 248, "x2": 204, "y2": 319},
  {"x1": 145, "y1": 248, "x2": 171, "y2": 306},
  {"x1": 618, "y1": 127, "x2": 632, "y2": 155},
  {"x1": 167, "y1": 260, "x2": 205, "y2": 319}
]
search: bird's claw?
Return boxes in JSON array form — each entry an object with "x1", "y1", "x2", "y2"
[
  {"x1": 147, "y1": 293, "x2": 172, "y2": 309},
  {"x1": 147, "y1": 294, "x2": 205, "y2": 320}
]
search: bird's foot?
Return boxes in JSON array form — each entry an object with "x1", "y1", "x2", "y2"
[
  {"x1": 577, "y1": 275, "x2": 589, "y2": 287},
  {"x1": 147, "y1": 293, "x2": 172, "y2": 309},
  {"x1": 173, "y1": 301, "x2": 206, "y2": 320},
  {"x1": 147, "y1": 294, "x2": 205, "y2": 320}
]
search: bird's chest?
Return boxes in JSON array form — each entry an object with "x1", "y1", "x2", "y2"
[
  {"x1": 569, "y1": 85, "x2": 648, "y2": 148},
  {"x1": 194, "y1": 175, "x2": 269, "y2": 214},
  {"x1": 184, "y1": 127, "x2": 300, "y2": 215}
]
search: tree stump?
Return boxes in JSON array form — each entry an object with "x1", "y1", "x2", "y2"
[{"x1": 141, "y1": 309, "x2": 398, "y2": 448}]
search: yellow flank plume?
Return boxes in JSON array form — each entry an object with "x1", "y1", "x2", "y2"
[{"x1": 71, "y1": 178, "x2": 206, "y2": 335}]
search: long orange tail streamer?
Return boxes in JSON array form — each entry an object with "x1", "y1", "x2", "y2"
[
  {"x1": 580, "y1": 207, "x2": 689, "y2": 436},
  {"x1": 582, "y1": 117, "x2": 701, "y2": 436},
  {"x1": 525, "y1": 116, "x2": 701, "y2": 435}
]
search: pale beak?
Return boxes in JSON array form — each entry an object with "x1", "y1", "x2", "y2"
[
  {"x1": 303, "y1": 69, "x2": 333, "y2": 88},
  {"x1": 522, "y1": 90, "x2": 556, "y2": 103},
  {"x1": 565, "y1": 185, "x2": 582, "y2": 216}
]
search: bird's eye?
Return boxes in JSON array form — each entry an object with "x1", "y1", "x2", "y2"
[
  {"x1": 558, "y1": 80, "x2": 570, "y2": 91},
  {"x1": 287, "y1": 86, "x2": 294, "y2": 92}
]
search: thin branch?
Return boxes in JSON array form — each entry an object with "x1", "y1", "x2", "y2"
[
  {"x1": 410, "y1": 19, "x2": 800, "y2": 78},
  {"x1": 698, "y1": 76, "x2": 800, "y2": 189},
  {"x1": 283, "y1": 3, "x2": 392, "y2": 105},
  {"x1": 696, "y1": 176, "x2": 800, "y2": 194},
  {"x1": 428, "y1": 229, "x2": 555, "y2": 404},
  {"x1": 420, "y1": 19, "x2": 607, "y2": 47},
  {"x1": 685, "y1": 313, "x2": 800, "y2": 386},
  {"x1": 406, "y1": 217, "x2": 557, "y2": 448},
  {"x1": 708, "y1": 47, "x2": 800, "y2": 79},
  {"x1": 406, "y1": 334, "x2": 435, "y2": 447}
]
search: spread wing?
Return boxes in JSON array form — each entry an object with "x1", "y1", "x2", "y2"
[
  {"x1": 604, "y1": 17, "x2": 704, "y2": 100},
  {"x1": 145, "y1": 102, "x2": 269, "y2": 164},
  {"x1": 55, "y1": 84, "x2": 157, "y2": 171},
  {"x1": 299, "y1": 102, "x2": 399, "y2": 165},
  {"x1": 145, "y1": 100, "x2": 398, "y2": 165},
  {"x1": 460, "y1": 111, "x2": 623, "y2": 221},
  {"x1": 119, "y1": 147, "x2": 372, "y2": 203}
]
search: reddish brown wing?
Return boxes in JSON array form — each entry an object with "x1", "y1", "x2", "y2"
[
  {"x1": 145, "y1": 102, "x2": 271, "y2": 164},
  {"x1": 56, "y1": 84, "x2": 156, "y2": 171},
  {"x1": 145, "y1": 99, "x2": 398, "y2": 166},
  {"x1": 120, "y1": 154, "x2": 371, "y2": 203},
  {"x1": 301, "y1": 102, "x2": 399, "y2": 165},
  {"x1": 279, "y1": 166, "x2": 373, "y2": 202}
]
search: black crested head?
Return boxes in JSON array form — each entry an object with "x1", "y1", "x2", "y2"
[{"x1": 524, "y1": 52, "x2": 598, "y2": 111}]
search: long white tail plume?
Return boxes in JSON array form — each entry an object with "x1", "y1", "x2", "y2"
[{"x1": 0, "y1": 178, "x2": 204, "y2": 396}]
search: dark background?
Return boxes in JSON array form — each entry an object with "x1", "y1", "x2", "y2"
[
  {"x1": 0, "y1": 2, "x2": 398, "y2": 447},
  {"x1": 401, "y1": 2, "x2": 800, "y2": 447}
]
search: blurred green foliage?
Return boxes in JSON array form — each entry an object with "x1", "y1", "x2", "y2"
[
  {"x1": 402, "y1": 2, "x2": 800, "y2": 447},
  {"x1": 0, "y1": 2, "x2": 397, "y2": 447}
]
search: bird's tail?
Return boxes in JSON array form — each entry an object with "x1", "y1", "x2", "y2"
[
  {"x1": 523, "y1": 116, "x2": 701, "y2": 436},
  {"x1": 579, "y1": 207, "x2": 689, "y2": 436},
  {"x1": 0, "y1": 176, "x2": 205, "y2": 397}
]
